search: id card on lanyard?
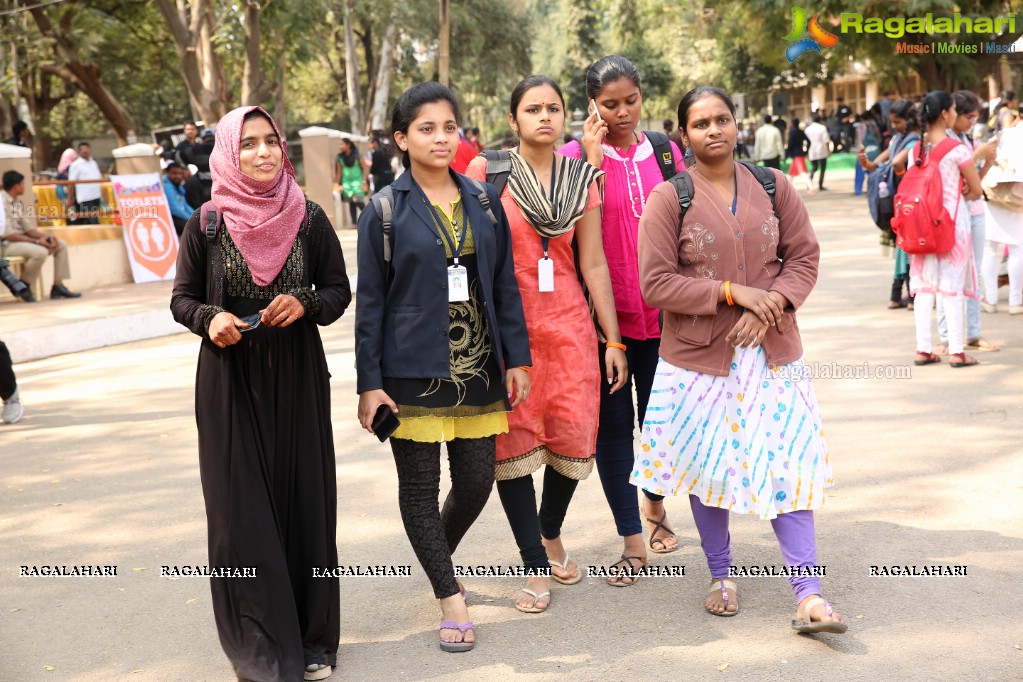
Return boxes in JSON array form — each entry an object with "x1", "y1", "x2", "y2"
[
  {"x1": 537, "y1": 156, "x2": 557, "y2": 293},
  {"x1": 415, "y1": 181, "x2": 470, "y2": 303}
]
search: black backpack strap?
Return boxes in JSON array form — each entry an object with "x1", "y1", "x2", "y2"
[
  {"x1": 666, "y1": 171, "x2": 695, "y2": 237},
  {"x1": 739, "y1": 161, "x2": 781, "y2": 221},
  {"x1": 645, "y1": 130, "x2": 677, "y2": 182},
  {"x1": 298, "y1": 201, "x2": 311, "y2": 287},
  {"x1": 200, "y1": 200, "x2": 221, "y2": 305},
  {"x1": 466, "y1": 177, "x2": 499, "y2": 226},
  {"x1": 481, "y1": 150, "x2": 512, "y2": 196},
  {"x1": 201, "y1": 200, "x2": 220, "y2": 242}
]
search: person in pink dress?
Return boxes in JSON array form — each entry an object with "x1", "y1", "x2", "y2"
[
  {"x1": 556, "y1": 55, "x2": 685, "y2": 584},
  {"x1": 467, "y1": 75, "x2": 627, "y2": 612},
  {"x1": 894, "y1": 91, "x2": 984, "y2": 368}
]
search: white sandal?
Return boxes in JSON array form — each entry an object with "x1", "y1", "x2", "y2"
[
  {"x1": 515, "y1": 587, "x2": 551, "y2": 613},
  {"x1": 548, "y1": 553, "x2": 582, "y2": 585},
  {"x1": 304, "y1": 663, "x2": 332, "y2": 680}
]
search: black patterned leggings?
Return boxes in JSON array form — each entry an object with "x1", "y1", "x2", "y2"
[{"x1": 390, "y1": 436, "x2": 496, "y2": 599}]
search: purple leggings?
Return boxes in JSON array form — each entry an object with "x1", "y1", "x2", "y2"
[{"x1": 689, "y1": 495, "x2": 821, "y2": 604}]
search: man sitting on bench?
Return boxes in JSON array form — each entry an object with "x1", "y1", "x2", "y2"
[{"x1": 1, "y1": 171, "x2": 81, "y2": 301}]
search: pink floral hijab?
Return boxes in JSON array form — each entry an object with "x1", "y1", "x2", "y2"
[{"x1": 210, "y1": 105, "x2": 306, "y2": 286}]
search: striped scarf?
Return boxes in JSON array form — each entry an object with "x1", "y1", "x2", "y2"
[{"x1": 507, "y1": 151, "x2": 603, "y2": 238}]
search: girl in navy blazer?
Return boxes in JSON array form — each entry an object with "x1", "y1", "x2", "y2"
[{"x1": 355, "y1": 82, "x2": 531, "y2": 653}]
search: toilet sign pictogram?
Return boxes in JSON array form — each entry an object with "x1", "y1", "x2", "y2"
[{"x1": 111, "y1": 173, "x2": 180, "y2": 282}]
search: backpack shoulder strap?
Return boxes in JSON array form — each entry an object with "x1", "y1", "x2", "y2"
[
  {"x1": 738, "y1": 162, "x2": 781, "y2": 220},
  {"x1": 929, "y1": 137, "x2": 961, "y2": 165},
  {"x1": 371, "y1": 185, "x2": 395, "y2": 264},
  {"x1": 200, "y1": 200, "x2": 221, "y2": 241},
  {"x1": 200, "y1": 200, "x2": 222, "y2": 305},
  {"x1": 466, "y1": 177, "x2": 499, "y2": 226},
  {"x1": 645, "y1": 130, "x2": 676, "y2": 182},
  {"x1": 576, "y1": 138, "x2": 587, "y2": 164},
  {"x1": 481, "y1": 150, "x2": 512, "y2": 196},
  {"x1": 666, "y1": 170, "x2": 695, "y2": 237}
]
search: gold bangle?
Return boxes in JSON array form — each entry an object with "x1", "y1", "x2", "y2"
[
  {"x1": 724, "y1": 280, "x2": 735, "y2": 306},
  {"x1": 606, "y1": 342, "x2": 627, "y2": 351}
]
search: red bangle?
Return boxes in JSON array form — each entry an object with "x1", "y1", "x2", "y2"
[
  {"x1": 606, "y1": 342, "x2": 627, "y2": 351},
  {"x1": 724, "y1": 280, "x2": 735, "y2": 306}
]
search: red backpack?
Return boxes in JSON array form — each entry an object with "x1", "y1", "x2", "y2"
[{"x1": 890, "y1": 137, "x2": 961, "y2": 255}]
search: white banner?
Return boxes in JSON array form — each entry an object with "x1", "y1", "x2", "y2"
[{"x1": 111, "y1": 173, "x2": 180, "y2": 283}]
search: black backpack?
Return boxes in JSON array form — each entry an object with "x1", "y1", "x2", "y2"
[
  {"x1": 478, "y1": 136, "x2": 677, "y2": 344},
  {"x1": 370, "y1": 178, "x2": 499, "y2": 268},
  {"x1": 667, "y1": 162, "x2": 781, "y2": 233},
  {"x1": 866, "y1": 132, "x2": 919, "y2": 234},
  {"x1": 481, "y1": 131, "x2": 678, "y2": 195}
]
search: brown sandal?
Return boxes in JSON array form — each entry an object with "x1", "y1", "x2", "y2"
[
  {"x1": 792, "y1": 596, "x2": 848, "y2": 634},
  {"x1": 914, "y1": 352, "x2": 941, "y2": 366},
  {"x1": 966, "y1": 337, "x2": 999, "y2": 352},
  {"x1": 949, "y1": 353, "x2": 979, "y2": 368}
]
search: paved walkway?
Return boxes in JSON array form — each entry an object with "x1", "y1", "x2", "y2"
[{"x1": 2, "y1": 175, "x2": 1022, "y2": 681}]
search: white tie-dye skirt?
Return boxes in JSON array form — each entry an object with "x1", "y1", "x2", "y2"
[{"x1": 630, "y1": 346, "x2": 832, "y2": 520}]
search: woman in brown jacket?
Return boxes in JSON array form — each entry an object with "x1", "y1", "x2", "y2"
[{"x1": 631, "y1": 86, "x2": 847, "y2": 634}]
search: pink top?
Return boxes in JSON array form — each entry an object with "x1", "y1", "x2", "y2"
[{"x1": 557, "y1": 133, "x2": 684, "y2": 340}]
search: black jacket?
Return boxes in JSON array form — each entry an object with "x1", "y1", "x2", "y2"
[{"x1": 355, "y1": 170, "x2": 530, "y2": 394}]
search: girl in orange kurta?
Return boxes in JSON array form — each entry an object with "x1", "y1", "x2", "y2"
[{"x1": 467, "y1": 75, "x2": 627, "y2": 613}]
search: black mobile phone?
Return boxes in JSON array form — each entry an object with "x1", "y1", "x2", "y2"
[
  {"x1": 372, "y1": 404, "x2": 400, "y2": 442},
  {"x1": 238, "y1": 313, "x2": 261, "y2": 333}
]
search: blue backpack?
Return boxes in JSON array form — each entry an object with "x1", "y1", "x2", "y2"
[{"x1": 867, "y1": 132, "x2": 918, "y2": 233}]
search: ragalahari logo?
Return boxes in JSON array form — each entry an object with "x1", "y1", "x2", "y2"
[{"x1": 784, "y1": 7, "x2": 839, "y2": 62}]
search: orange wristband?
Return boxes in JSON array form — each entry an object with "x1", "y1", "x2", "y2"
[
  {"x1": 606, "y1": 342, "x2": 627, "y2": 351},
  {"x1": 516, "y1": 366, "x2": 530, "y2": 372},
  {"x1": 724, "y1": 280, "x2": 734, "y2": 306}
]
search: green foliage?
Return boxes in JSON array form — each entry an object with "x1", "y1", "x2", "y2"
[{"x1": 4, "y1": 0, "x2": 1020, "y2": 148}]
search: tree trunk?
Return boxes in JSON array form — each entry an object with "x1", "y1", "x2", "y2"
[
  {"x1": 153, "y1": 0, "x2": 229, "y2": 124},
  {"x1": 274, "y1": 33, "x2": 287, "y2": 134},
  {"x1": 241, "y1": 0, "x2": 276, "y2": 106},
  {"x1": 369, "y1": 20, "x2": 397, "y2": 131},
  {"x1": 438, "y1": 0, "x2": 450, "y2": 87},
  {"x1": 343, "y1": 0, "x2": 364, "y2": 134},
  {"x1": 27, "y1": 2, "x2": 138, "y2": 146}
]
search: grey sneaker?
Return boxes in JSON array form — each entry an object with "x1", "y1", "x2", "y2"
[{"x1": 2, "y1": 387, "x2": 23, "y2": 424}]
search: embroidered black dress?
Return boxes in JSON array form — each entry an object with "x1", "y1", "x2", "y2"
[{"x1": 171, "y1": 201, "x2": 351, "y2": 682}]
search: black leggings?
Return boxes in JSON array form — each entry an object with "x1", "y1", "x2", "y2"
[
  {"x1": 496, "y1": 466, "x2": 579, "y2": 569},
  {"x1": 810, "y1": 158, "x2": 828, "y2": 188},
  {"x1": 891, "y1": 275, "x2": 912, "y2": 304},
  {"x1": 390, "y1": 436, "x2": 495, "y2": 599},
  {"x1": 0, "y1": 341, "x2": 15, "y2": 401},
  {"x1": 595, "y1": 337, "x2": 664, "y2": 539},
  {"x1": 348, "y1": 200, "x2": 362, "y2": 224}
]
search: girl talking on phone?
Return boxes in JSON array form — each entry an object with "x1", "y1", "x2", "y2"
[
  {"x1": 557, "y1": 55, "x2": 685, "y2": 585},
  {"x1": 355, "y1": 82, "x2": 530, "y2": 652}
]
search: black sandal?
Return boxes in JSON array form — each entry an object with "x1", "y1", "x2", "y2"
[
  {"x1": 606, "y1": 554, "x2": 646, "y2": 587},
  {"x1": 645, "y1": 511, "x2": 679, "y2": 554}
]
